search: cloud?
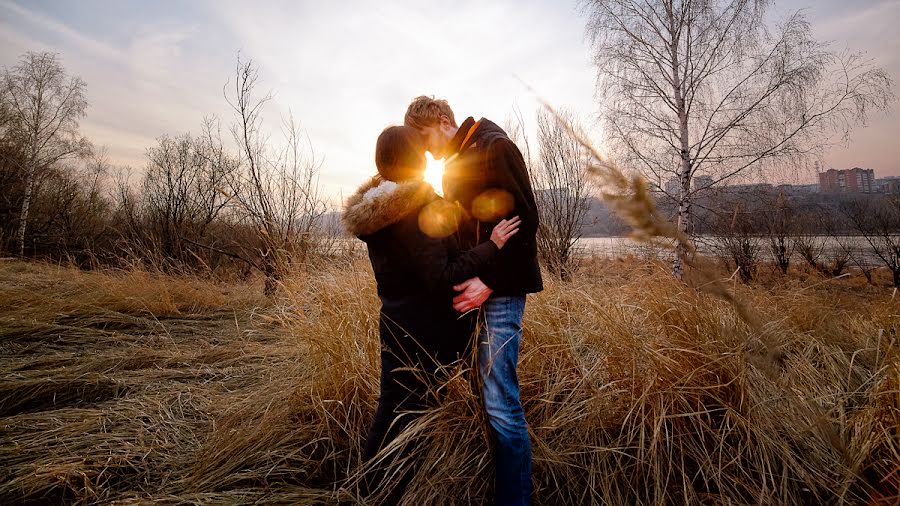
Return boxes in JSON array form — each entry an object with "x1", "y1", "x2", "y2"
[
  {"x1": 1, "y1": 1, "x2": 234, "y2": 170},
  {"x1": 205, "y1": 0, "x2": 597, "y2": 195},
  {"x1": 2, "y1": 0, "x2": 895, "y2": 198},
  {"x1": 1, "y1": 0, "x2": 599, "y2": 197},
  {"x1": 0, "y1": 0, "x2": 125, "y2": 63}
]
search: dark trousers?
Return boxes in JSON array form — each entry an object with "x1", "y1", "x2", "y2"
[{"x1": 362, "y1": 349, "x2": 442, "y2": 503}]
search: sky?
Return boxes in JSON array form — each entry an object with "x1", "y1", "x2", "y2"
[{"x1": 1, "y1": 0, "x2": 898, "y2": 203}]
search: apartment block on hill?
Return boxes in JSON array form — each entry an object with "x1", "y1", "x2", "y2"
[{"x1": 818, "y1": 167, "x2": 875, "y2": 194}]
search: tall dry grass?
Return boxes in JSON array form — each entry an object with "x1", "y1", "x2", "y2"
[{"x1": 2, "y1": 256, "x2": 897, "y2": 504}]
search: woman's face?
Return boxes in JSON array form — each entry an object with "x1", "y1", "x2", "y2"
[
  {"x1": 376, "y1": 126, "x2": 429, "y2": 182},
  {"x1": 411, "y1": 152, "x2": 427, "y2": 179},
  {"x1": 395, "y1": 151, "x2": 427, "y2": 182}
]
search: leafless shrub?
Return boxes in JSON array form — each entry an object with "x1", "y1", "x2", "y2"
[
  {"x1": 503, "y1": 105, "x2": 533, "y2": 165},
  {"x1": 837, "y1": 234, "x2": 878, "y2": 285},
  {"x1": 792, "y1": 206, "x2": 828, "y2": 273},
  {"x1": 793, "y1": 236, "x2": 825, "y2": 271},
  {"x1": 108, "y1": 57, "x2": 334, "y2": 285},
  {"x1": 713, "y1": 203, "x2": 762, "y2": 283},
  {"x1": 27, "y1": 149, "x2": 113, "y2": 264},
  {"x1": 815, "y1": 210, "x2": 852, "y2": 277},
  {"x1": 223, "y1": 56, "x2": 330, "y2": 295},
  {"x1": 117, "y1": 124, "x2": 235, "y2": 270},
  {"x1": 530, "y1": 108, "x2": 593, "y2": 280},
  {"x1": 0, "y1": 135, "x2": 27, "y2": 253},
  {"x1": 763, "y1": 192, "x2": 795, "y2": 274}
]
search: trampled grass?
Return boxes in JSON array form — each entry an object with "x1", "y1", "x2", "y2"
[{"x1": 0, "y1": 257, "x2": 898, "y2": 504}]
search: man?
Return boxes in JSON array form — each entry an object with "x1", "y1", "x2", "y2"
[{"x1": 405, "y1": 95, "x2": 543, "y2": 505}]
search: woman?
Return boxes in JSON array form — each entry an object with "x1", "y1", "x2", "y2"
[{"x1": 343, "y1": 125, "x2": 519, "y2": 498}]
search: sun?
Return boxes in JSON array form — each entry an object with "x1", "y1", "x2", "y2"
[{"x1": 423, "y1": 152, "x2": 445, "y2": 196}]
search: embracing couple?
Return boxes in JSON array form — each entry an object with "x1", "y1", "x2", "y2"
[{"x1": 343, "y1": 96, "x2": 542, "y2": 505}]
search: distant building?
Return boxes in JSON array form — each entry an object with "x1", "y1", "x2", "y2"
[
  {"x1": 693, "y1": 175, "x2": 714, "y2": 192},
  {"x1": 881, "y1": 179, "x2": 900, "y2": 195},
  {"x1": 776, "y1": 183, "x2": 819, "y2": 194},
  {"x1": 876, "y1": 176, "x2": 900, "y2": 194},
  {"x1": 664, "y1": 177, "x2": 681, "y2": 196},
  {"x1": 819, "y1": 167, "x2": 875, "y2": 194},
  {"x1": 726, "y1": 183, "x2": 774, "y2": 194}
]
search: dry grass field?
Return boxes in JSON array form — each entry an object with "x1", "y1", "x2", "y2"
[{"x1": 1, "y1": 256, "x2": 898, "y2": 504}]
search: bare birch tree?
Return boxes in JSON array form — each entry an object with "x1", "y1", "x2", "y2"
[
  {"x1": 582, "y1": 0, "x2": 894, "y2": 277},
  {"x1": 1, "y1": 52, "x2": 90, "y2": 256}
]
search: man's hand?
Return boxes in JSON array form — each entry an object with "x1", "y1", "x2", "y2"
[{"x1": 452, "y1": 277, "x2": 493, "y2": 312}]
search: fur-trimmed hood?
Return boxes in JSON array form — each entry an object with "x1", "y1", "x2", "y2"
[{"x1": 343, "y1": 176, "x2": 437, "y2": 238}]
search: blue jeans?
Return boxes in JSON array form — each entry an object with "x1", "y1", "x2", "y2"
[{"x1": 478, "y1": 295, "x2": 532, "y2": 505}]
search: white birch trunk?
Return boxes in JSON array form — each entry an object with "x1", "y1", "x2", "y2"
[
  {"x1": 16, "y1": 160, "x2": 35, "y2": 257},
  {"x1": 670, "y1": 28, "x2": 692, "y2": 279},
  {"x1": 17, "y1": 116, "x2": 41, "y2": 257}
]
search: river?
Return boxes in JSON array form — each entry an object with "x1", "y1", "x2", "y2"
[{"x1": 575, "y1": 235, "x2": 881, "y2": 265}]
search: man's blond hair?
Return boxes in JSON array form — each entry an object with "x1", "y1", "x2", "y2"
[{"x1": 404, "y1": 95, "x2": 457, "y2": 130}]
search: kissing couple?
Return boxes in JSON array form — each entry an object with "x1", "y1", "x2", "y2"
[{"x1": 343, "y1": 96, "x2": 543, "y2": 505}]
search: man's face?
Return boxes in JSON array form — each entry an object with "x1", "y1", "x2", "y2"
[{"x1": 418, "y1": 116, "x2": 456, "y2": 159}]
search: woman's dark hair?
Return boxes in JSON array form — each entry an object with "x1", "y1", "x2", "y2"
[{"x1": 375, "y1": 125, "x2": 426, "y2": 182}]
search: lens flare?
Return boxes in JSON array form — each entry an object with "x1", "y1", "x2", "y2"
[
  {"x1": 423, "y1": 152, "x2": 444, "y2": 197},
  {"x1": 471, "y1": 189, "x2": 515, "y2": 222},
  {"x1": 418, "y1": 199, "x2": 460, "y2": 238}
]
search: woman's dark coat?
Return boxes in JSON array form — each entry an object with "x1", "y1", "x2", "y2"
[{"x1": 343, "y1": 176, "x2": 498, "y2": 368}]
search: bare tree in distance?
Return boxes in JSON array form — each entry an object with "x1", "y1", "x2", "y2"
[
  {"x1": 54, "y1": 148, "x2": 110, "y2": 259},
  {"x1": 530, "y1": 108, "x2": 593, "y2": 280},
  {"x1": 505, "y1": 107, "x2": 595, "y2": 279},
  {"x1": 714, "y1": 201, "x2": 762, "y2": 283},
  {"x1": 0, "y1": 93, "x2": 25, "y2": 250},
  {"x1": 504, "y1": 104, "x2": 534, "y2": 166},
  {"x1": 224, "y1": 56, "x2": 329, "y2": 296},
  {"x1": 815, "y1": 208, "x2": 851, "y2": 277},
  {"x1": 581, "y1": 0, "x2": 894, "y2": 278},
  {"x1": 1, "y1": 52, "x2": 91, "y2": 257},
  {"x1": 790, "y1": 205, "x2": 852, "y2": 277},
  {"x1": 128, "y1": 126, "x2": 235, "y2": 267},
  {"x1": 0, "y1": 87, "x2": 12, "y2": 132},
  {"x1": 827, "y1": 219, "x2": 877, "y2": 285},
  {"x1": 20, "y1": 147, "x2": 112, "y2": 263},
  {"x1": 843, "y1": 238, "x2": 877, "y2": 285},
  {"x1": 842, "y1": 196, "x2": 900, "y2": 287},
  {"x1": 763, "y1": 192, "x2": 794, "y2": 274},
  {"x1": 793, "y1": 234, "x2": 826, "y2": 272}
]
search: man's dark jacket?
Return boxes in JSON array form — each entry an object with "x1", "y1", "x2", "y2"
[
  {"x1": 443, "y1": 117, "x2": 543, "y2": 296},
  {"x1": 343, "y1": 176, "x2": 499, "y2": 366}
]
